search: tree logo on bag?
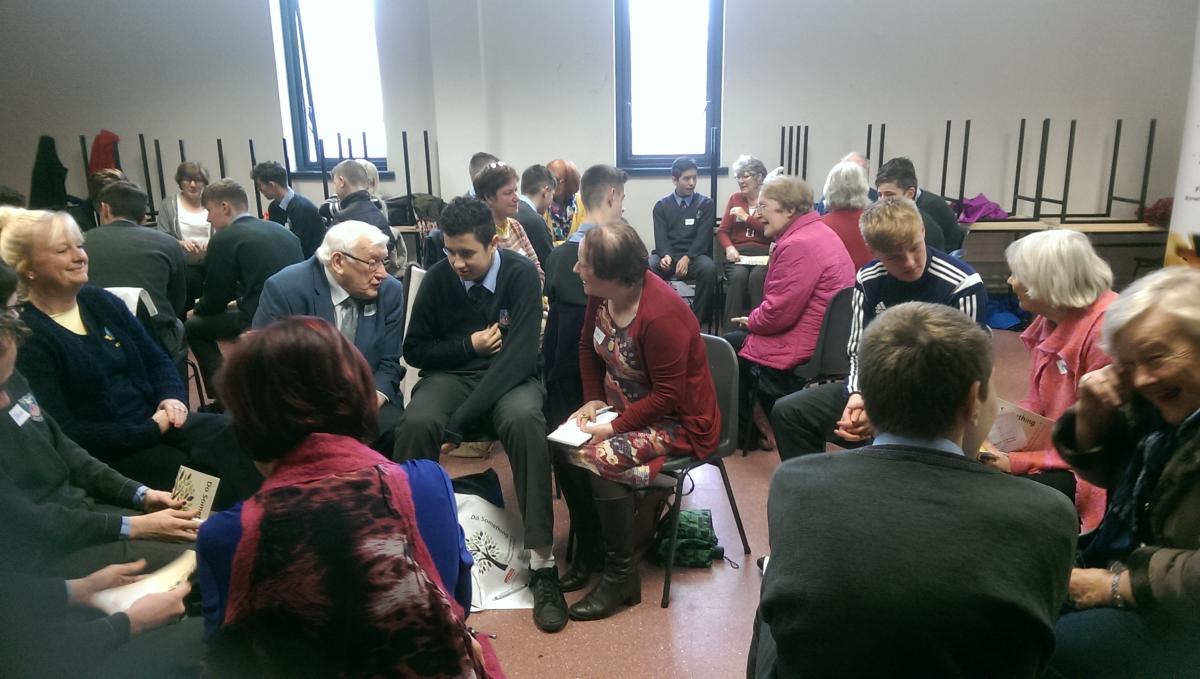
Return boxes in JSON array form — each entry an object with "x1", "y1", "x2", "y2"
[{"x1": 465, "y1": 530, "x2": 510, "y2": 574}]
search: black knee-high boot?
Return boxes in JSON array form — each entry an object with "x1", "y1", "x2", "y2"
[
  {"x1": 553, "y1": 457, "x2": 604, "y2": 592},
  {"x1": 568, "y1": 476, "x2": 641, "y2": 621}
]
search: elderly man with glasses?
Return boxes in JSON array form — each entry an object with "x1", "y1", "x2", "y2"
[{"x1": 254, "y1": 220, "x2": 406, "y2": 452}]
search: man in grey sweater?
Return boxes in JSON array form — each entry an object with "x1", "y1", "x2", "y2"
[{"x1": 749, "y1": 303, "x2": 1077, "y2": 678}]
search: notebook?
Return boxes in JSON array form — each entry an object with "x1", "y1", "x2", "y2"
[
  {"x1": 547, "y1": 410, "x2": 618, "y2": 447},
  {"x1": 89, "y1": 550, "x2": 197, "y2": 615}
]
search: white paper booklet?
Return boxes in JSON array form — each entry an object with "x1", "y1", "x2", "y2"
[
  {"x1": 90, "y1": 550, "x2": 197, "y2": 615},
  {"x1": 547, "y1": 410, "x2": 618, "y2": 447},
  {"x1": 738, "y1": 255, "x2": 770, "y2": 266},
  {"x1": 172, "y1": 466, "x2": 220, "y2": 520},
  {"x1": 987, "y1": 399, "x2": 1055, "y2": 453}
]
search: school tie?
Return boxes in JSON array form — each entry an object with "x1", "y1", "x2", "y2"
[{"x1": 468, "y1": 284, "x2": 492, "y2": 308}]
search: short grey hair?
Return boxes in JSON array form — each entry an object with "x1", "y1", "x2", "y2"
[
  {"x1": 331, "y1": 159, "x2": 369, "y2": 189},
  {"x1": 1005, "y1": 230, "x2": 1112, "y2": 309},
  {"x1": 316, "y1": 220, "x2": 389, "y2": 265},
  {"x1": 1103, "y1": 265, "x2": 1200, "y2": 354},
  {"x1": 822, "y1": 161, "x2": 870, "y2": 211},
  {"x1": 731, "y1": 155, "x2": 767, "y2": 179}
]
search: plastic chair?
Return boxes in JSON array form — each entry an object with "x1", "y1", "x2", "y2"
[
  {"x1": 656, "y1": 333, "x2": 751, "y2": 607},
  {"x1": 790, "y1": 287, "x2": 855, "y2": 383}
]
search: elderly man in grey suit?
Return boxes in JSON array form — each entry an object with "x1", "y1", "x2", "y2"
[{"x1": 253, "y1": 220, "x2": 406, "y2": 451}]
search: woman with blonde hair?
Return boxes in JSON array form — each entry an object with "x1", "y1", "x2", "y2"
[
  {"x1": 980, "y1": 229, "x2": 1116, "y2": 532},
  {"x1": 0, "y1": 207, "x2": 258, "y2": 500}
]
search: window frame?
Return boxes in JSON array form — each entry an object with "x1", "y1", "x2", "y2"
[
  {"x1": 277, "y1": 0, "x2": 389, "y2": 175},
  {"x1": 614, "y1": 0, "x2": 725, "y2": 176}
]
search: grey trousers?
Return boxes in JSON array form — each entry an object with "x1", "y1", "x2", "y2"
[
  {"x1": 722, "y1": 263, "x2": 767, "y2": 331},
  {"x1": 392, "y1": 373, "x2": 554, "y2": 549}
]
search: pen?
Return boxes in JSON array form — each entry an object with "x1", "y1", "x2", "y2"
[
  {"x1": 594, "y1": 406, "x2": 613, "y2": 416},
  {"x1": 494, "y1": 584, "x2": 527, "y2": 601}
]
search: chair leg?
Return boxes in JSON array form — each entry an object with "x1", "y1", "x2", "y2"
[
  {"x1": 715, "y1": 459, "x2": 751, "y2": 555},
  {"x1": 660, "y1": 474, "x2": 687, "y2": 608},
  {"x1": 187, "y1": 359, "x2": 207, "y2": 405},
  {"x1": 566, "y1": 525, "x2": 575, "y2": 562}
]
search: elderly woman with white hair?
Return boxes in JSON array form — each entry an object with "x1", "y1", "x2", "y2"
[
  {"x1": 979, "y1": 229, "x2": 1116, "y2": 532},
  {"x1": 1048, "y1": 266, "x2": 1200, "y2": 677},
  {"x1": 818, "y1": 161, "x2": 874, "y2": 268},
  {"x1": 253, "y1": 219, "x2": 406, "y2": 452},
  {"x1": 717, "y1": 155, "x2": 772, "y2": 330}
]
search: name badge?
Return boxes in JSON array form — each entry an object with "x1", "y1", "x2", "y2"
[
  {"x1": 9, "y1": 404, "x2": 30, "y2": 427},
  {"x1": 684, "y1": 218, "x2": 695, "y2": 226},
  {"x1": 593, "y1": 327, "x2": 606, "y2": 347},
  {"x1": 363, "y1": 303, "x2": 377, "y2": 317},
  {"x1": 1056, "y1": 358, "x2": 1069, "y2": 375}
]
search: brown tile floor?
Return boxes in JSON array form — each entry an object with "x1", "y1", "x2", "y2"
[{"x1": 435, "y1": 329, "x2": 1032, "y2": 678}]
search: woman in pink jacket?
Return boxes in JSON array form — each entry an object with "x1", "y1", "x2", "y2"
[
  {"x1": 725, "y1": 176, "x2": 855, "y2": 450},
  {"x1": 980, "y1": 229, "x2": 1115, "y2": 532}
]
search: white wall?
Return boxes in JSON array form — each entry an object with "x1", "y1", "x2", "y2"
[
  {"x1": 1, "y1": 0, "x2": 1195, "y2": 246},
  {"x1": 0, "y1": 0, "x2": 284, "y2": 204}
]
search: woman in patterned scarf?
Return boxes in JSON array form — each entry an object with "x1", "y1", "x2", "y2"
[{"x1": 201, "y1": 317, "x2": 502, "y2": 678}]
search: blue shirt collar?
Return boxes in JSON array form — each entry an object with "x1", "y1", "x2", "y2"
[
  {"x1": 462, "y1": 248, "x2": 502, "y2": 293},
  {"x1": 873, "y1": 432, "x2": 964, "y2": 457},
  {"x1": 279, "y1": 187, "x2": 295, "y2": 210},
  {"x1": 674, "y1": 191, "x2": 692, "y2": 208},
  {"x1": 232, "y1": 211, "x2": 254, "y2": 223},
  {"x1": 568, "y1": 221, "x2": 598, "y2": 243},
  {"x1": 518, "y1": 194, "x2": 537, "y2": 212}
]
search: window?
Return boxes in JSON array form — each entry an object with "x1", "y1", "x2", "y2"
[
  {"x1": 615, "y1": 0, "x2": 724, "y2": 174},
  {"x1": 277, "y1": 0, "x2": 388, "y2": 173}
]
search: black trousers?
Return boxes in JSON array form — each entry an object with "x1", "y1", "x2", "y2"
[
  {"x1": 182, "y1": 264, "x2": 206, "y2": 318},
  {"x1": 392, "y1": 373, "x2": 554, "y2": 549},
  {"x1": 649, "y1": 253, "x2": 717, "y2": 326},
  {"x1": 185, "y1": 310, "x2": 249, "y2": 401},
  {"x1": 725, "y1": 330, "x2": 807, "y2": 450},
  {"x1": 370, "y1": 400, "x2": 406, "y2": 455},
  {"x1": 770, "y1": 381, "x2": 854, "y2": 461},
  {"x1": 100, "y1": 412, "x2": 262, "y2": 508}
]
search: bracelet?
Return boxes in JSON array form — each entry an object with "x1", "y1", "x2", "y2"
[{"x1": 1111, "y1": 572, "x2": 1127, "y2": 608}]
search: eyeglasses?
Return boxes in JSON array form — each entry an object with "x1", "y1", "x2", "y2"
[{"x1": 339, "y1": 251, "x2": 385, "y2": 271}]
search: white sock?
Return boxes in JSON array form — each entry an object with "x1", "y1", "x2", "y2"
[{"x1": 529, "y1": 546, "x2": 556, "y2": 571}]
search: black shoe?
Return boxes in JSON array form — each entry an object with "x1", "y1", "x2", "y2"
[{"x1": 530, "y1": 567, "x2": 568, "y2": 633}]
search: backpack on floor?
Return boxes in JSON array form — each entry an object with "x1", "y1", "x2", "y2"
[{"x1": 650, "y1": 508, "x2": 723, "y2": 568}]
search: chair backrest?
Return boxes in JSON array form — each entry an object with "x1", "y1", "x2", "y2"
[
  {"x1": 399, "y1": 263, "x2": 427, "y2": 404},
  {"x1": 794, "y1": 286, "x2": 855, "y2": 381},
  {"x1": 105, "y1": 286, "x2": 186, "y2": 363},
  {"x1": 701, "y1": 333, "x2": 738, "y2": 459},
  {"x1": 105, "y1": 286, "x2": 158, "y2": 317}
]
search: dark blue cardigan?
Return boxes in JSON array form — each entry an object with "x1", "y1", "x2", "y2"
[{"x1": 17, "y1": 286, "x2": 186, "y2": 456}]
